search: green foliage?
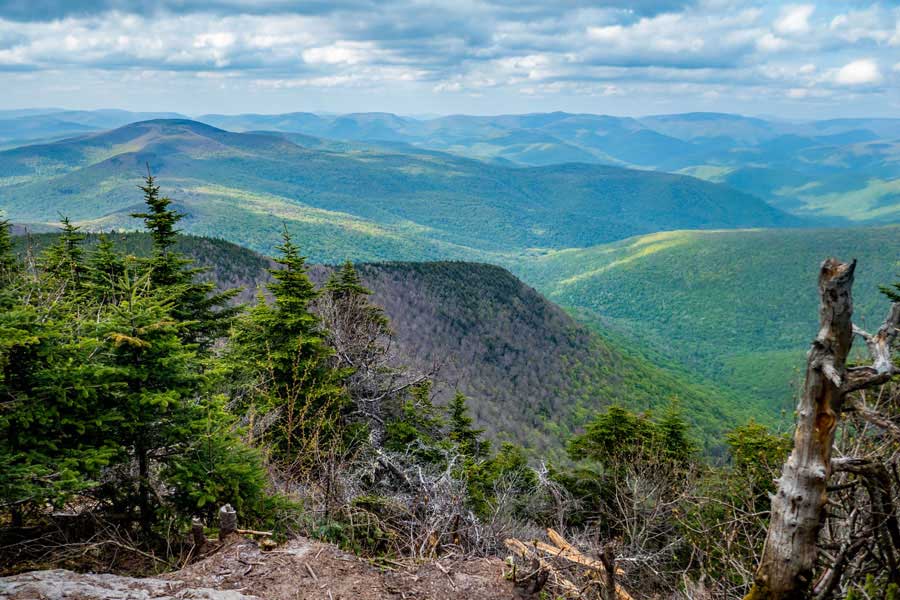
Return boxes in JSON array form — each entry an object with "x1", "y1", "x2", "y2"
[
  {"x1": 0, "y1": 180, "x2": 277, "y2": 542},
  {"x1": 725, "y1": 420, "x2": 792, "y2": 510},
  {"x1": 131, "y1": 172, "x2": 240, "y2": 351},
  {"x1": 383, "y1": 382, "x2": 446, "y2": 464},
  {"x1": 519, "y1": 226, "x2": 900, "y2": 416},
  {"x1": 225, "y1": 228, "x2": 348, "y2": 462},
  {"x1": 447, "y1": 392, "x2": 490, "y2": 460},
  {"x1": 162, "y1": 396, "x2": 269, "y2": 523}
]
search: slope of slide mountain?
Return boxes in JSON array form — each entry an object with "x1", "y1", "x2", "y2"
[
  {"x1": 18, "y1": 232, "x2": 765, "y2": 451},
  {"x1": 516, "y1": 226, "x2": 900, "y2": 406},
  {"x1": 0, "y1": 119, "x2": 800, "y2": 263}
]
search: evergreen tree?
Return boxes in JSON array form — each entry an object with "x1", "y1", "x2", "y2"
[
  {"x1": 0, "y1": 217, "x2": 17, "y2": 281},
  {"x1": 87, "y1": 233, "x2": 127, "y2": 305},
  {"x1": 226, "y1": 228, "x2": 347, "y2": 461},
  {"x1": 654, "y1": 400, "x2": 696, "y2": 463},
  {"x1": 98, "y1": 270, "x2": 203, "y2": 534},
  {"x1": 447, "y1": 392, "x2": 489, "y2": 459},
  {"x1": 131, "y1": 172, "x2": 239, "y2": 350},
  {"x1": 325, "y1": 260, "x2": 372, "y2": 300},
  {"x1": 0, "y1": 239, "x2": 119, "y2": 524},
  {"x1": 41, "y1": 217, "x2": 86, "y2": 290}
]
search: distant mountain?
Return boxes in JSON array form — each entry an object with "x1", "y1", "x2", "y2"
[
  {"x1": 17, "y1": 231, "x2": 766, "y2": 450},
  {"x1": 0, "y1": 109, "x2": 189, "y2": 146},
  {"x1": 196, "y1": 110, "x2": 900, "y2": 223},
  {"x1": 0, "y1": 119, "x2": 800, "y2": 263},
  {"x1": 515, "y1": 225, "x2": 900, "y2": 406}
]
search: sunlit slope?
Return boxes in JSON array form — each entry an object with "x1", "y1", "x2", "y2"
[{"x1": 516, "y1": 226, "x2": 900, "y2": 406}]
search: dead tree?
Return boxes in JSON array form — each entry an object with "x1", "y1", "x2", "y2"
[{"x1": 745, "y1": 258, "x2": 899, "y2": 599}]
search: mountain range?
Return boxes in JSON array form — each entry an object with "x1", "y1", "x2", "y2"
[
  {"x1": 0, "y1": 119, "x2": 798, "y2": 261},
  {"x1": 3, "y1": 109, "x2": 900, "y2": 224}
]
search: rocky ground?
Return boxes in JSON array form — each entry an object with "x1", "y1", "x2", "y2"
[{"x1": 0, "y1": 536, "x2": 518, "y2": 600}]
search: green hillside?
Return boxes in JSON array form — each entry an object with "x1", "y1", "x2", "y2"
[
  {"x1": 0, "y1": 119, "x2": 800, "y2": 263},
  {"x1": 198, "y1": 110, "x2": 900, "y2": 224},
  {"x1": 516, "y1": 226, "x2": 900, "y2": 407},
  {"x1": 16, "y1": 232, "x2": 764, "y2": 451}
]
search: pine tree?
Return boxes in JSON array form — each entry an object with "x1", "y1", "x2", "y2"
[
  {"x1": 226, "y1": 228, "x2": 347, "y2": 461},
  {"x1": 131, "y1": 172, "x2": 239, "y2": 350},
  {"x1": 447, "y1": 392, "x2": 489, "y2": 459},
  {"x1": 98, "y1": 270, "x2": 203, "y2": 534},
  {"x1": 41, "y1": 217, "x2": 86, "y2": 290},
  {"x1": 0, "y1": 217, "x2": 17, "y2": 282}
]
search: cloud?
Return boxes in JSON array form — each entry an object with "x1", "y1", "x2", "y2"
[
  {"x1": 774, "y1": 4, "x2": 814, "y2": 36},
  {"x1": 832, "y1": 58, "x2": 883, "y2": 85},
  {"x1": 0, "y1": 1, "x2": 896, "y2": 116}
]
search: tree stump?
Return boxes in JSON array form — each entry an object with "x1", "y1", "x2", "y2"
[{"x1": 219, "y1": 504, "x2": 237, "y2": 538}]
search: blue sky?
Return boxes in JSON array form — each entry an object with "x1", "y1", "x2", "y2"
[{"x1": 0, "y1": 0, "x2": 897, "y2": 117}]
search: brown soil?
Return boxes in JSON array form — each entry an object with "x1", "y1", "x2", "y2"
[{"x1": 0, "y1": 535, "x2": 520, "y2": 600}]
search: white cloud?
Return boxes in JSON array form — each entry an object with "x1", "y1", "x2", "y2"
[
  {"x1": 756, "y1": 32, "x2": 787, "y2": 52},
  {"x1": 774, "y1": 4, "x2": 814, "y2": 36},
  {"x1": 832, "y1": 59, "x2": 883, "y2": 86},
  {"x1": 302, "y1": 42, "x2": 373, "y2": 66}
]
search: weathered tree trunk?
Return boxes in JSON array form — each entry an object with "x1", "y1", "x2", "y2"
[{"x1": 745, "y1": 258, "x2": 899, "y2": 600}]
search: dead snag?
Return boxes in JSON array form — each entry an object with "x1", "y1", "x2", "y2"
[{"x1": 745, "y1": 258, "x2": 899, "y2": 600}]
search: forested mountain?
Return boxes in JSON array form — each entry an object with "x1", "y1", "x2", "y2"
[
  {"x1": 17, "y1": 231, "x2": 759, "y2": 450},
  {"x1": 517, "y1": 225, "x2": 900, "y2": 405},
  {"x1": 0, "y1": 119, "x2": 800, "y2": 262},
  {"x1": 5, "y1": 109, "x2": 898, "y2": 223},
  {"x1": 196, "y1": 111, "x2": 900, "y2": 223}
]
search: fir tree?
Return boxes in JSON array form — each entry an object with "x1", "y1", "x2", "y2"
[
  {"x1": 131, "y1": 172, "x2": 239, "y2": 350},
  {"x1": 98, "y1": 270, "x2": 203, "y2": 534},
  {"x1": 226, "y1": 228, "x2": 347, "y2": 461},
  {"x1": 0, "y1": 217, "x2": 17, "y2": 282},
  {"x1": 325, "y1": 261, "x2": 372, "y2": 300},
  {"x1": 447, "y1": 392, "x2": 489, "y2": 459},
  {"x1": 87, "y1": 233, "x2": 127, "y2": 305},
  {"x1": 41, "y1": 217, "x2": 86, "y2": 290}
]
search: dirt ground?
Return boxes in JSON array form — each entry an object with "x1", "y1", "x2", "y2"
[{"x1": 0, "y1": 535, "x2": 520, "y2": 600}]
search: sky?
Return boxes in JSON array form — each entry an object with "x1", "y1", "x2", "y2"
[{"x1": 0, "y1": 0, "x2": 897, "y2": 118}]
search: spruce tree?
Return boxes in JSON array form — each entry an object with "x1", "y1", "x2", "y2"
[
  {"x1": 0, "y1": 217, "x2": 17, "y2": 281},
  {"x1": 41, "y1": 217, "x2": 86, "y2": 290},
  {"x1": 0, "y1": 232, "x2": 119, "y2": 524},
  {"x1": 131, "y1": 172, "x2": 239, "y2": 350},
  {"x1": 325, "y1": 260, "x2": 372, "y2": 300},
  {"x1": 227, "y1": 228, "x2": 346, "y2": 461},
  {"x1": 98, "y1": 270, "x2": 202, "y2": 534},
  {"x1": 87, "y1": 233, "x2": 127, "y2": 305},
  {"x1": 447, "y1": 392, "x2": 489, "y2": 459}
]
